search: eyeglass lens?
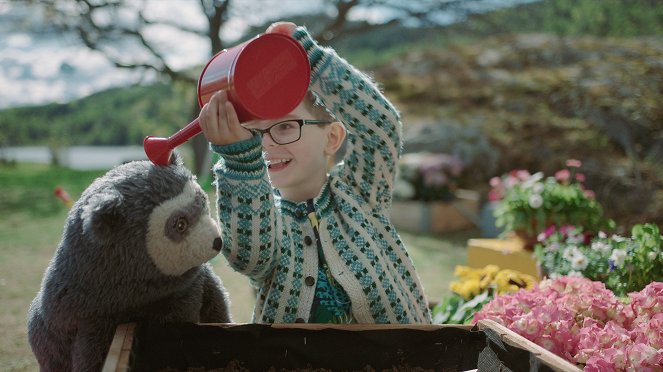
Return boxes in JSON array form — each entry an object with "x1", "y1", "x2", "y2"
[{"x1": 267, "y1": 120, "x2": 301, "y2": 144}]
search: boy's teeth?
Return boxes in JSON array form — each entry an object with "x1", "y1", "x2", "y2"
[{"x1": 267, "y1": 159, "x2": 291, "y2": 166}]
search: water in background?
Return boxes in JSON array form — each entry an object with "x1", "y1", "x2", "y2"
[{"x1": 0, "y1": 146, "x2": 147, "y2": 170}]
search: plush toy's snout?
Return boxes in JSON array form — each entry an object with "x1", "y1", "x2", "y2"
[{"x1": 213, "y1": 237, "x2": 223, "y2": 252}]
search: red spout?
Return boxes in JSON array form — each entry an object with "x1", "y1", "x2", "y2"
[{"x1": 144, "y1": 117, "x2": 201, "y2": 166}]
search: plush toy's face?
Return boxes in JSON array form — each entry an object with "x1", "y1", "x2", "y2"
[{"x1": 145, "y1": 179, "x2": 222, "y2": 276}]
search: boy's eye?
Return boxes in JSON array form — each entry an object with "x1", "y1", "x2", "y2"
[{"x1": 277, "y1": 121, "x2": 296, "y2": 130}]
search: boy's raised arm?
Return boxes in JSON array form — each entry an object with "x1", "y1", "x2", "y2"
[{"x1": 293, "y1": 27, "x2": 403, "y2": 208}]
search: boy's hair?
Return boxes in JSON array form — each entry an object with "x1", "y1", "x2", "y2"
[
  {"x1": 302, "y1": 90, "x2": 347, "y2": 165},
  {"x1": 303, "y1": 91, "x2": 337, "y2": 123}
]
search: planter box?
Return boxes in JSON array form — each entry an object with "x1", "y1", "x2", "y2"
[
  {"x1": 390, "y1": 190, "x2": 479, "y2": 234},
  {"x1": 103, "y1": 320, "x2": 581, "y2": 371},
  {"x1": 476, "y1": 320, "x2": 582, "y2": 372}
]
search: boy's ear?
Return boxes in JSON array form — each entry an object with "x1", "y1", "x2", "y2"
[{"x1": 324, "y1": 122, "x2": 346, "y2": 156}]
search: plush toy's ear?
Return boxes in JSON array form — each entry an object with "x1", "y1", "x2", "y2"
[
  {"x1": 81, "y1": 187, "x2": 125, "y2": 238},
  {"x1": 168, "y1": 151, "x2": 183, "y2": 166}
]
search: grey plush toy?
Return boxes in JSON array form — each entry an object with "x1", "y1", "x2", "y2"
[{"x1": 28, "y1": 156, "x2": 232, "y2": 372}]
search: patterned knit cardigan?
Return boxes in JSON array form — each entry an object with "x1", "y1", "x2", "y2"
[{"x1": 211, "y1": 27, "x2": 431, "y2": 324}]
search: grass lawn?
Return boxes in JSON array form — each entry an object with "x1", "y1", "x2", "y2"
[{"x1": 0, "y1": 163, "x2": 474, "y2": 371}]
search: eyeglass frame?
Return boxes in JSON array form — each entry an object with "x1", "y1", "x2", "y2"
[{"x1": 248, "y1": 119, "x2": 333, "y2": 145}]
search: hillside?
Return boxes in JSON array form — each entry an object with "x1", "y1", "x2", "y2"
[{"x1": 374, "y1": 33, "x2": 662, "y2": 229}]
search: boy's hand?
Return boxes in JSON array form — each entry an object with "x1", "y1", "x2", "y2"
[
  {"x1": 199, "y1": 90, "x2": 252, "y2": 146},
  {"x1": 266, "y1": 21, "x2": 297, "y2": 36}
]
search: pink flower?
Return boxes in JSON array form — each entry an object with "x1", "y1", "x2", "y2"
[
  {"x1": 583, "y1": 356, "x2": 616, "y2": 372},
  {"x1": 555, "y1": 169, "x2": 571, "y2": 183},
  {"x1": 625, "y1": 343, "x2": 663, "y2": 369},
  {"x1": 514, "y1": 169, "x2": 531, "y2": 181},
  {"x1": 566, "y1": 159, "x2": 582, "y2": 168},
  {"x1": 583, "y1": 189, "x2": 596, "y2": 199},
  {"x1": 474, "y1": 278, "x2": 663, "y2": 370}
]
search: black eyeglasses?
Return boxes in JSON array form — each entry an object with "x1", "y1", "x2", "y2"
[{"x1": 249, "y1": 119, "x2": 332, "y2": 145}]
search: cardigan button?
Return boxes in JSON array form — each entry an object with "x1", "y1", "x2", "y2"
[
  {"x1": 304, "y1": 236, "x2": 313, "y2": 246},
  {"x1": 305, "y1": 276, "x2": 315, "y2": 286},
  {"x1": 295, "y1": 317, "x2": 305, "y2": 323},
  {"x1": 295, "y1": 210, "x2": 304, "y2": 218}
]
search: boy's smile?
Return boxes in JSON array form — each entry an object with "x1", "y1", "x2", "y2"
[{"x1": 265, "y1": 157, "x2": 292, "y2": 171}]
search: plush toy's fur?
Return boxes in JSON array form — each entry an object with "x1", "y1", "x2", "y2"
[{"x1": 28, "y1": 156, "x2": 231, "y2": 371}]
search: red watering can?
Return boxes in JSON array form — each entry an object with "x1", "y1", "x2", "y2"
[{"x1": 144, "y1": 33, "x2": 311, "y2": 166}]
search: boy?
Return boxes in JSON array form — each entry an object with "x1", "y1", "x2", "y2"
[{"x1": 199, "y1": 22, "x2": 431, "y2": 323}]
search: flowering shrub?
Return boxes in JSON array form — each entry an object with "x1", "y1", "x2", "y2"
[
  {"x1": 393, "y1": 152, "x2": 463, "y2": 202},
  {"x1": 489, "y1": 160, "x2": 614, "y2": 241},
  {"x1": 474, "y1": 276, "x2": 663, "y2": 370},
  {"x1": 534, "y1": 223, "x2": 663, "y2": 297},
  {"x1": 431, "y1": 265, "x2": 537, "y2": 324}
]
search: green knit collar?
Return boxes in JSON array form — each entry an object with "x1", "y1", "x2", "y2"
[{"x1": 278, "y1": 181, "x2": 332, "y2": 220}]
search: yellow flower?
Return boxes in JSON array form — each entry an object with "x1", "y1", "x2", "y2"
[
  {"x1": 453, "y1": 265, "x2": 479, "y2": 280},
  {"x1": 494, "y1": 269, "x2": 537, "y2": 294},
  {"x1": 451, "y1": 279, "x2": 482, "y2": 300},
  {"x1": 450, "y1": 265, "x2": 537, "y2": 300},
  {"x1": 479, "y1": 265, "x2": 500, "y2": 290}
]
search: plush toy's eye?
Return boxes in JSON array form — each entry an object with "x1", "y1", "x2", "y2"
[{"x1": 175, "y1": 217, "x2": 188, "y2": 233}]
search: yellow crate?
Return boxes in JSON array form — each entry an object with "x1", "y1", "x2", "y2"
[{"x1": 466, "y1": 238, "x2": 541, "y2": 278}]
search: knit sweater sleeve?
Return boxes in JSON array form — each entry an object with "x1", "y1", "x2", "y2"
[
  {"x1": 210, "y1": 136, "x2": 277, "y2": 284},
  {"x1": 293, "y1": 27, "x2": 402, "y2": 208}
]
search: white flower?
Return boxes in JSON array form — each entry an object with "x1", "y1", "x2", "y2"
[
  {"x1": 563, "y1": 246, "x2": 581, "y2": 261},
  {"x1": 528, "y1": 194, "x2": 543, "y2": 208},
  {"x1": 545, "y1": 242, "x2": 560, "y2": 253},
  {"x1": 647, "y1": 251, "x2": 658, "y2": 261},
  {"x1": 537, "y1": 231, "x2": 548, "y2": 242},
  {"x1": 532, "y1": 182, "x2": 545, "y2": 194},
  {"x1": 393, "y1": 179, "x2": 415, "y2": 199},
  {"x1": 609, "y1": 249, "x2": 627, "y2": 267},
  {"x1": 570, "y1": 252, "x2": 589, "y2": 271},
  {"x1": 610, "y1": 234, "x2": 628, "y2": 242},
  {"x1": 598, "y1": 231, "x2": 607, "y2": 239},
  {"x1": 566, "y1": 270, "x2": 584, "y2": 278},
  {"x1": 567, "y1": 234, "x2": 584, "y2": 245},
  {"x1": 591, "y1": 241, "x2": 612, "y2": 255}
]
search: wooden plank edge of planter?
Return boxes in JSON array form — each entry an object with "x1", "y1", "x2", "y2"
[
  {"x1": 102, "y1": 322, "x2": 135, "y2": 372},
  {"x1": 477, "y1": 319, "x2": 583, "y2": 372}
]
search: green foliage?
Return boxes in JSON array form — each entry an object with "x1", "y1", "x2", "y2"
[
  {"x1": 534, "y1": 223, "x2": 663, "y2": 297},
  {"x1": 0, "y1": 163, "x2": 105, "y2": 217},
  {"x1": 432, "y1": 291, "x2": 491, "y2": 325},
  {"x1": 470, "y1": 0, "x2": 663, "y2": 37},
  {"x1": 0, "y1": 83, "x2": 192, "y2": 146}
]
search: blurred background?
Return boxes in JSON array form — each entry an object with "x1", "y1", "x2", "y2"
[
  {"x1": 1, "y1": 0, "x2": 662, "y2": 370},
  {"x1": 2, "y1": 0, "x2": 661, "y2": 227}
]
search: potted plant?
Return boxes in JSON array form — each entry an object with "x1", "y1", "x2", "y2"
[
  {"x1": 391, "y1": 152, "x2": 478, "y2": 233},
  {"x1": 489, "y1": 160, "x2": 614, "y2": 249}
]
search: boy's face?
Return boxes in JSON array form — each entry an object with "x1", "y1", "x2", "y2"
[{"x1": 242, "y1": 102, "x2": 340, "y2": 201}]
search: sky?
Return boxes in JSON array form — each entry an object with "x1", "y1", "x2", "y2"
[
  {"x1": 0, "y1": 0, "x2": 536, "y2": 110},
  {"x1": 0, "y1": 0, "x2": 330, "y2": 109}
]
